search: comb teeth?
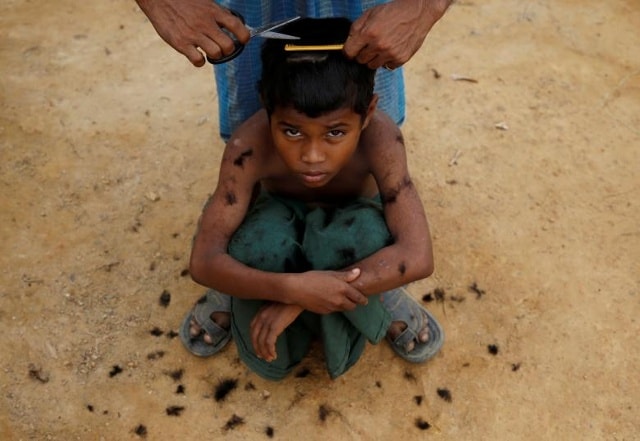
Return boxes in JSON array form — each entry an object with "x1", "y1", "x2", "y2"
[{"x1": 284, "y1": 43, "x2": 344, "y2": 52}]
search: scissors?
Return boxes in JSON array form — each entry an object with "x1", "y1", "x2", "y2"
[{"x1": 207, "y1": 10, "x2": 301, "y2": 64}]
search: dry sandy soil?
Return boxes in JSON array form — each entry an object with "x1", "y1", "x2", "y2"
[{"x1": 1, "y1": 0, "x2": 639, "y2": 440}]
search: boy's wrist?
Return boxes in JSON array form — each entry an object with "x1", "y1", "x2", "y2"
[{"x1": 280, "y1": 273, "x2": 299, "y2": 306}]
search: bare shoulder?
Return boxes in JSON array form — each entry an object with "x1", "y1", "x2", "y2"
[
  {"x1": 359, "y1": 110, "x2": 407, "y2": 170},
  {"x1": 221, "y1": 110, "x2": 273, "y2": 173}
]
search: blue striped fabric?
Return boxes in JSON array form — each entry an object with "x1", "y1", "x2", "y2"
[{"x1": 213, "y1": 0, "x2": 405, "y2": 139}]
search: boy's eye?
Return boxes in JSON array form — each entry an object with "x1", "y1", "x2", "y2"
[
  {"x1": 284, "y1": 127, "x2": 301, "y2": 137},
  {"x1": 327, "y1": 129, "x2": 345, "y2": 138}
]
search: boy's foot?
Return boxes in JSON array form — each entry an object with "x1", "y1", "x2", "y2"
[
  {"x1": 382, "y1": 288, "x2": 444, "y2": 363},
  {"x1": 179, "y1": 290, "x2": 232, "y2": 357}
]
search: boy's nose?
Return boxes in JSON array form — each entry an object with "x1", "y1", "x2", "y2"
[{"x1": 301, "y1": 141, "x2": 325, "y2": 164}]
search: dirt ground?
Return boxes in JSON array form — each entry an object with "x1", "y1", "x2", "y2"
[{"x1": 1, "y1": 0, "x2": 639, "y2": 440}]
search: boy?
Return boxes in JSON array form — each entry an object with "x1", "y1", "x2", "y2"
[{"x1": 180, "y1": 17, "x2": 443, "y2": 380}]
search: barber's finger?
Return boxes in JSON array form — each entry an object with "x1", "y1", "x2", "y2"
[
  {"x1": 343, "y1": 13, "x2": 369, "y2": 59},
  {"x1": 197, "y1": 30, "x2": 238, "y2": 58},
  {"x1": 353, "y1": 48, "x2": 380, "y2": 67},
  {"x1": 343, "y1": 34, "x2": 367, "y2": 60},
  {"x1": 365, "y1": 54, "x2": 386, "y2": 70},
  {"x1": 216, "y1": 10, "x2": 251, "y2": 44},
  {"x1": 196, "y1": 9, "x2": 247, "y2": 61},
  {"x1": 182, "y1": 45, "x2": 206, "y2": 67}
]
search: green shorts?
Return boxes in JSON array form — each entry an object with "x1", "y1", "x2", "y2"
[{"x1": 228, "y1": 192, "x2": 393, "y2": 380}]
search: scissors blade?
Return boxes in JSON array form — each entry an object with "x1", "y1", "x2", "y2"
[
  {"x1": 249, "y1": 16, "x2": 301, "y2": 37},
  {"x1": 259, "y1": 31, "x2": 300, "y2": 40}
]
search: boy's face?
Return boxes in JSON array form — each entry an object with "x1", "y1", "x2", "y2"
[{"x1": 270, "y1": 99, "x2": 376, "y2": 188}]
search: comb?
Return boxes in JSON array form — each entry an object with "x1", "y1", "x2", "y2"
[{"x1": 284, "y1": 43, "x2": 344, "y2": 51}]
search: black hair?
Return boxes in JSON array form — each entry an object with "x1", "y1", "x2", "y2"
[{"x1": 258, "y1": 17, "x2": 375, "y2": 119}]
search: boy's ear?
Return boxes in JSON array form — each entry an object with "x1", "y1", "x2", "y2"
[{"x1": 362, "y1": 94, "x2": 379, "y2": 129}]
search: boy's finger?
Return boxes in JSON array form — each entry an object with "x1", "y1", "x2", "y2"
[
  {"x1": 343, "y1": 267, "x2": 361, "y2": 282},
  {"x1": 267, "y1": 338, "x2": 277, "y2": 362},
  {"x1": 346, "y1": 287, "x2": 367, "y2": 306},
  {"x1": 250, "y1": 319, "x2": 266, "y2": 357}
]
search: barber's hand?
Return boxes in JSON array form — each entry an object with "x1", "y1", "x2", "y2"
[
  {"x1": 135, "y1": 0, "x2": 250, "y2": 67},
  {"x1": 343, "y1": 0, "x2": 450, "y2": 69},
  {"x1": 250, "y1": 303, "x2": 303, "y2": 362}
]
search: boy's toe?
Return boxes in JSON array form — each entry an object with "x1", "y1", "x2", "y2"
[
  {"x1": 179, "y1": 290, "x2": 232, "y2": 357},
  {"x1": 382, "y1": 288, "x2": 444, "y2": 363},
  {"x1": 418, "y1": 328, "x2": 430, "y2": 343}
]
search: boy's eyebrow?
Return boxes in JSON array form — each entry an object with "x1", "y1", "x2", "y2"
[
  {"x1": 324, "y1": 121, "x2": 351, "y2": 129},
  {"x1": 276, "y1": 120, "x2": 298, "y2": 127},
  {"x1": 276, "y1": 120, "x2": 353, "y2": 129}
]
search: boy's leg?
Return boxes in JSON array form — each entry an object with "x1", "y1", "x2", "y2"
[
  {"x1": 302, "y1": 198, "x2": 392, "y2": 272},
  {"x1": 228, "y1": 192, "x2": 307, "y2": 273},
  {"x1": 227, "y1": 193, "x2": 314, "y2": 380},
  {"x1": 303, "y1": 198, "x2": 393, "y2": 377},
  {"x1": 303, "y1": 198, "x2": 443, "y2": 374},
  {"x1": 181, "y1": 192, "x2": 309, "y2": 367},
  {"x1": 230, "y1": 298, "x2": 315, "y2": 380}
]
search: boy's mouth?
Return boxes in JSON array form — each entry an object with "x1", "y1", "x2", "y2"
[{"x1": 300, "y1": 171, "x2": 328, "y2": 184}]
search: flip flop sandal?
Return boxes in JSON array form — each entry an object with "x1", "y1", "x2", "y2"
[
  {"x1": 382, "y1": 288, "x2": 444, "y2": 363},
  {"x1": 179, "y1": 289, "x2": 232, "y2": 357}
]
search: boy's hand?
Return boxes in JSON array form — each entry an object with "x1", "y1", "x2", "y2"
[
  {"x1": 250, "y1": 267, "x2": 364, "y2": 361},
  {"x1": 289, "y1": 268, "x2": 366, "y2": 314},
  {"x1": 250, "y1": 303, "x2": 304, "y2": 362}
]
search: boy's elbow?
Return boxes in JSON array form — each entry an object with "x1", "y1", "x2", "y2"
[
  {"x1": 423, "y1": 260, "x2": 435, "y2": 278},
  {"x1": 413, "y1": 248, "x2": 434, "y2": 279},
  {"x1": 188, "y1": 255, "x2": 207, "y2": 286},
  {"x1": 413, "y1": 260, "x2": 434, "y2": 280}
]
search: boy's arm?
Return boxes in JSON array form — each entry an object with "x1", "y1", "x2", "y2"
[
  {"x1": 348, "y1": 112, "x2": 434, "y2": 295},
  {"x1": 189, "y1": 114, "x2": 368, "y2": 313}
]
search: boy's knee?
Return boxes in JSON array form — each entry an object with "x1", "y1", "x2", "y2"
[
  {"x1": 304, "y1": 203, "x2": 392, "y2": 270},
  {"x1": 228, "y1": 197, "x2": 306, "y2": 272},
  {"x1": 229, "y1": 228, "x2": 303, "y2": 272}
]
